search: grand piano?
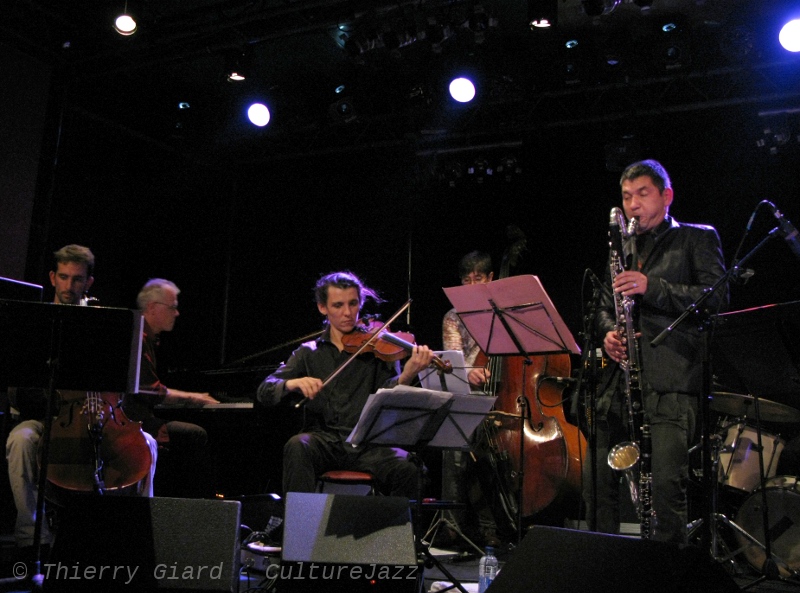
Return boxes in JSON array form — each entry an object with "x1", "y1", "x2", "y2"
[{"x1": 158, "y1": 364, "x2": 302, "y2": 497}]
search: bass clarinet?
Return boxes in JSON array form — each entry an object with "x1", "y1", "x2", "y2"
[{"x1": 605, "y1": 207, "x2": 655, "y2": 539}]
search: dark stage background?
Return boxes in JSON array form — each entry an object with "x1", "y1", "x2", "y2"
[
  {"x1": 5, "y1": 69, "x2": 800, "y2": 499},
  {"x1": 27, "y1": 103, "x2": 800, "y2": 380}
]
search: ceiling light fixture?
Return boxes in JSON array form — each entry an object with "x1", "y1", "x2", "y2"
[
  {"x1": 449, "y1": 77, "x2": 476, "y2": 103},
  {"x1": 528, "y1": 0, "x2": 558, "y2": 30},
  {"x1": 247, "y1": 103, "x2": 271, "y2": 127},
  {"x1": 779, "y1": 18, "x2": 800, "y2": 52},
  {"x1": 226, "y1": 47, "x2": 252, "y2": 82},
  {"x1": 467, "y1": 5, "x2": 496, "y2": 43},
  {"x1": 113, "y1": 2, "x2": 137, "y2": 36},
  {"x1": 329, "y1": 97, "x2": 358, "y2": 124}
]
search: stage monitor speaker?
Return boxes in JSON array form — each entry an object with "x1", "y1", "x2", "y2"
[
  {"x1": 281, "y1": 492, "x2": 418, "y2": 592},
  {"x1": 487, "y1": 526, "x2": 739, "y2": 593},
  {"x1": 44, "y1": 496, "x2": 241, "y2": 593}
]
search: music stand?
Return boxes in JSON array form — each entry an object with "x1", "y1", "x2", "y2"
[
  {"x1": 346, "y1": 386, "x2": 495, "y2": 593},
  {"x1": 0, "y1": 300, "x2": 143, "y2": 588},
  {"x1": 443, "y1": 275, "x2": 581, "y2": 544}
]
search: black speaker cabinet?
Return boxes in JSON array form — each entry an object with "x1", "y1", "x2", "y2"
[
  {"x1": 281, "y1": 492, "x2": 418, "y2": 592},
  {"x1": 44, "y1": 496, "x2": 241, "y2": 592},
  {"x1": 487, "y1": 526, "x2": 739, "y2": 593}
]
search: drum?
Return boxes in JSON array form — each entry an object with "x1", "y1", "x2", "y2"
[
  {"x1": 717, "y1": 423, "x2": 784, "y2": 493},
  {"x1": 734, "y1": 476, "x2": 800, "y2": 577}
]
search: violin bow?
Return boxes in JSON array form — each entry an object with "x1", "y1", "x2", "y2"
[{"x1": 295, "y1": 299, "x2": 412, "y2": 408}]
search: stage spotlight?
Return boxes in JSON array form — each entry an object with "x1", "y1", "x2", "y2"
[
  {"x1": 330, "y1": 98, "x2": 358, "y2": 123},
  {"x1": 468, "y1": 5, "x2": 495, "y2": 43},
  {"x1": 449, "y1": 77, "x2": 476, "y2": 103},
  {"x1": 779, "y1": 19, "x2": 800, "y2": 53},
  {"x1": 654, "y1": 19, "x2": 690, "y2": 72},
  {"x1": 496, "y1": 156, "x2": 521, "y2": 181},
  {"x1": 582, "y1": 0, "x2": 621, "y2": 18},
  {"x1": 560, "y1": 38, "x2": 586, "y2": 84},
  {"x1": 443, "y1": 161, "x2": 465, "y2": 187},
  {"x1": 247, "y1": 103, "x2": 270, "y2": 127},
  {"x1": 226, "y1": 47, "x2": 252, "y2": 82},
  {"x1": 467, "y1": 157, "x2": 492, "y2": 184},
  {"x1": 172, "y1": 101, "x2": 194, "y2": 139},
  {"x1": 528, "y1": 0, "x2": 558, "y2": 29},
  {"x1": 426, "y1": 17, "x2": 453, "y2": 54},
  {"x1": 113, "y1": 2, "x2": 137, "y2": 36}
]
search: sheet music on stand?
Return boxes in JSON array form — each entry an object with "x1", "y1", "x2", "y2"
[
  {"x1": 417, "y1": 350, "x2": 472, "y2": 395},
  {"x1": 443, "y1": 275, "x2": 580, "y2": 356},
  {"x1": 345, "y1": 386, "x2": 495, "y2": 451}
]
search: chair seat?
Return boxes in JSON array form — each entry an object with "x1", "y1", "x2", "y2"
[
  {"x1": 317, "y1": 470, "x2": 375, "y2": 495},
  {"x1": 318, "y1": 470, "x2": 374, "y2": 484}
]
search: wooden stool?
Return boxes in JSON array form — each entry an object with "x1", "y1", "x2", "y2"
[{"x1": 316, "y1": 470, "x2": 375, "y2": 496}]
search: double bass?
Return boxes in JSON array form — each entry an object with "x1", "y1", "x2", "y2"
[
  {"x1": 42, "y1": 390, "x2": 152, "y2": 502},
  {"x1": 479, "y1": 227, "x2": 585, "y2": 531}
]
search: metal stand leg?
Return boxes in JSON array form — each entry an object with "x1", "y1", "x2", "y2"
[
  {"x1": 409, "y1": 454, "x2": 471, "y2": 593},
  {"x1": 694, "y1": 427, "x2": 800, "y2": 589},
  {"x1": 713, "y1": 512, "x2": 800, "y2": 588},
  {"x1": 423, "y1": 509, "x2": 484, "y2": 556}
]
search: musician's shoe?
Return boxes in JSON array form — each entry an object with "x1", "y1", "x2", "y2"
[
  {"x1": 13, "y1": 543, "x2": 51, "y2": 580},
  {"x1": 481, "y1": 529, "x2": 502, "y2": 548}
]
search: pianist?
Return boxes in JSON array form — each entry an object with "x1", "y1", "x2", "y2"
[
  {"x1": 256, "y1": 271, "x2": 434, "y2": 498},
  {"x1": 122, "y1": 278, "x2": 218, "y2": 497}
]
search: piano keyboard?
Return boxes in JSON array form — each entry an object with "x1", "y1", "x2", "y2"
[{"x1": 154, "y1": 401, "x2": 254, "y2": 410}]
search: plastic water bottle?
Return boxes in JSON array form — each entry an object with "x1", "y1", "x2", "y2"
[{"x1": 478, "y1": 546, "x2": 498, "y2": 593}]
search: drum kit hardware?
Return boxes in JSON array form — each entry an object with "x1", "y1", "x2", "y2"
[
  {"x1": 694, "y1": 390, "x2": 800, "y2": 584},
  {"x1": 711, "y1": 392, "x2": 800, "y2": 424}
]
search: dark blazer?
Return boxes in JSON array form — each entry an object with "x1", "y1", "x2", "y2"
[{"x1": 597, "y1": 216, "x2": 727, "y2": 395}]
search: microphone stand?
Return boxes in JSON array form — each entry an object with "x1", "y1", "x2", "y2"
[
  {"x1": 574, "y1": 273, "x2": 602, "y2": 531},
  {"x1": 651, "y1": 227, "x2": 783, "y2": 578}
]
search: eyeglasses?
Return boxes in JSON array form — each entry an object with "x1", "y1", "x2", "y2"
[{"x1": 153, "y1": 302, "x2": 179, "y2": 311}]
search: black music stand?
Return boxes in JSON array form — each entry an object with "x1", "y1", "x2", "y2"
[
  {"x1": 443, "y1": 275, "x2": 581, "y2": 545},
  {"x1": 0, "y1": 299, "x2": 143, "y2": 589},
  {"x1": 346, "y1": 386, "x2": 495, "y2": 593}
]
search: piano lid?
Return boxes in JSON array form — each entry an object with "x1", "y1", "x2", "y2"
[
  {"x1": 162, "y1": 364, "x2": 279, "y2": 402},
  {"x1": 713, "y1": 300, "x2": 800, "y2": 409}
]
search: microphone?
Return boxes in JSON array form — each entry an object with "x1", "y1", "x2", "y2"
[
  {"x1": 587, "y1": 269, "x2": 604, "y2": 289},
  {"x1": 541, "y1": 376, "x2": 577, "y2": 384},
  {"x1": 766, "y1": 201, "x2": 800, "y2": 260},
  {"x1": 746, "y1": 204, "x2": 760, "y2": 231},
  {"x1": 586, "y1": 268, "x2": 612, "y2": 299},
  {"x1": 731, "y1": 267, "x2": 755, "y2": 284}
]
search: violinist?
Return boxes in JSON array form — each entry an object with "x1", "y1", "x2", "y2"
[
  {"x1": 256, "y1": 271, "x2": 434, "y2": 497},
  {"x1": 441, "y1": 251, "x2": 502, "y2": 548},
  {"x1": 5, "y1": 245, "x2": 158, "y2": 561}
]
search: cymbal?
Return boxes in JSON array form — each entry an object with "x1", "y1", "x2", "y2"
[{"x1": 710, "y1": 391, "x2": 800, "y2": 423}]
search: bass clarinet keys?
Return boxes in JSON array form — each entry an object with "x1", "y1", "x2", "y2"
[{"x1": 605, "y1": 207, "x2": 655, "y2": 538}]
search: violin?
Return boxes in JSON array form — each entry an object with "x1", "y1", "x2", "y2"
[
  {"x1": 295, "y1": 301, "x2": 450, "y2": 408},
  {"x1": 341, "y1": 319, "x2": 453, "y2": 374}
]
